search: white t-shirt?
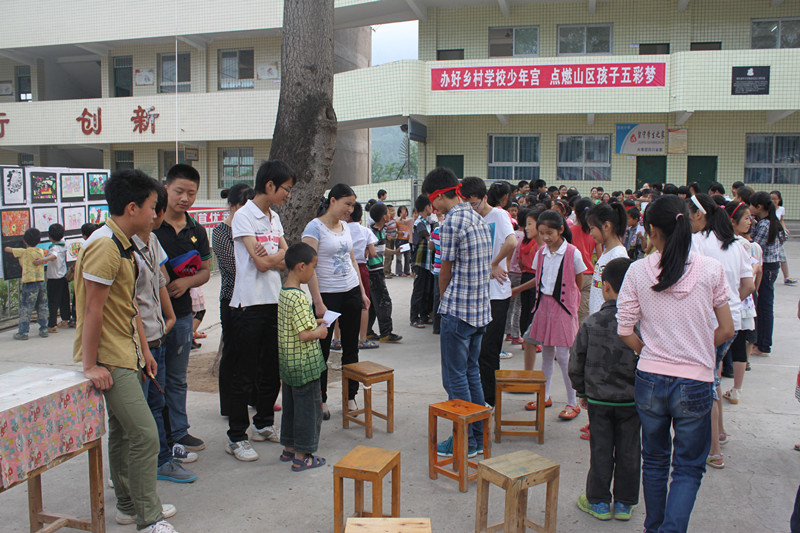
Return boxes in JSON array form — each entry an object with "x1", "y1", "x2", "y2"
[
  {"x1": 45, "y1": 242, "x2": 68, "y2": 279},
  {"x1": 539, "y1": 239, "x2": 587, "y2": 296},
  {"x1": 230, "y1": 199, "x2": 283, "y2": 307},
  {"x1": 483, "y1": 207, "x2": 515, "y2": 300},
  {"x1": 776, "y1": 205, "x2": 785, "y2": 221},
  {"x1": 691, "y1": 232, "x2": 752, "y2": 331},
  {"x1": 348, "y1": 222, "x2": 377, "y2": 265},
  {"x1": 302, "y1": 218, "x2": 360, "y2": 294},
  {"x1": 588, "y1": 245, "x2": 629, "y2": 315}
]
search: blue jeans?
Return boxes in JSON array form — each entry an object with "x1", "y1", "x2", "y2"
[
  {"x1": 636, "y1": 370, "x2": 713, "y2": 533},
  {"x1": 280, "y1": 379, "x2": 323, "y2": 455},
  {"x1": 164, "y1": 314, "x2": 193, "y2": 442},
  {"x1": 141, "y1": 344, "x2": 171, "y2": 466},
  {"x1": 19, "y1": 281, "x2": 48, "y2": 335},
  {"x1": 756, "y1": 262, "x2": 779, "y2": 353},
  {"x1": 440, "y1": 314, "x2": 485, "y2": 449}
]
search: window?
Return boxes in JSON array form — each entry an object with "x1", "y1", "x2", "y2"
[
  {"x1": 437, "y1": 49, "x2": 464, "y2": 60},
  {"x1": 745, "y1": 134, "x2": 800, "y2": 185},
  {"x1": 15, "y1": 65, "x2": 31, "y2": 102},
  {"x1": 558, "y1": 24, "x2": 612, "y2": 55},
  {"x1": 557, "y1": 135, "x2": 611, "y2": 181},
  {"x1": 751, "y1": 18, "x2": 800, "y2": 49},
  {"x1": 17, "y1": 153, "x2": 34, "y2": 166},
  {"x1": 114, "y1": 150, "x2": 134, "y2": 171},
  {"x1": 690, "y1": 41, "x2": 721, "y2": 51},
  {"x1": 487, "y1": 135, "x2": 540, "y2": 180},
  {"x1": 159, "y1": 53, "x2": 191, "y2": 93},
  {"x1": 489, "y1": 27, "x2": 539, "y2": 57},
  {"x1": 113, "y1": 56, "x2": 133, "y2": 97},
  {"x1": 219, "y1": 49, "x2": 254, "y2": 90},
  {"x1": 160, "y1": 150, "x2": 188, "y2": 180},
  {"x1": 219, "y1": 148, "x2": 255, "y2": 187},
  {"x1": 638, "y1": 43, "x2": 669, "y2": 55}
]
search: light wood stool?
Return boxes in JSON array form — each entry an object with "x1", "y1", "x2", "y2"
[
  {"x1": 342, "y1": 361, "x2": 395, "y2": 438},
  {"x1": 428, "y1": 398, "x2": 492, "y2": 493},
  {"x1": 494, "y1": 370, "x2": 547, "y2": 444},
  {"x1": 475, "y1": 450, "x2": 559, "y2": 533},
  {"x1": 345, "y1": 517, "x2": 432, "y2": 532},
  {"x1": 334, "y1": 445, "x2": 401, "y2": 533}
]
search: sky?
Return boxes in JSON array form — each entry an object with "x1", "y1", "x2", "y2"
[{"x1": 371, "y1": 21, "x2": 419, "y2": 65}]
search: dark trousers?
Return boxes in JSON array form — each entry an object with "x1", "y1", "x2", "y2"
[
  {"x1": 479, "y1": 298, "x2": 510, "y2": 406},
  {"x1": 586, "y1": 403, "x2": 641, "y2": 506},
  {"x1": 519, "y1": 272, "x2": 536, "y2": 337},
  {"x1": 756, "y1": 262, "x2": 779, "y2": 353},
  {"x1": 318, "y1": 287, "x2": 362, "y2": 403},
  {"x1": 218, "y1": 298, "x2": 232, "y2": 416},
  {"x1": 280, "y1": 379, "x2": 323, "y2": 455},
  {"x1": 226, "y1": 304, "x2": 280, "y2": 442},
  {"x1": 432, "y1": 274, "x2": 441, "y2": 333},
  {"x1": 47, "y1": 277, "x2": 70, "y2": 327},
  {"x1": 410, "y1": 266, "x2": 434, "y2": 322},
  {"x1": 367, "y1": 270, "x2": 393, "y2": 337},
  {"x1": 792, "y1": 484, "x2": 800, "y2": 533}
]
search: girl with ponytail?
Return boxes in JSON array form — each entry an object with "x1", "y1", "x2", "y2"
[
  {"x1": 571, "y1": 197, "x2": 602, "y2": 323},
  {"x1": 617, "y1": 194, "x2": 734, "y2": 533},
  {"x1": 749, "y1": 191, "x2": 784, "y2": 356},
  {"x1": 586, "y1": 202, "x2": 629, "y2": 315}
]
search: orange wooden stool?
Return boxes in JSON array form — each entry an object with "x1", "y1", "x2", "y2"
[
  {"x1": 428, "y1": 398, "x2": 492, "y2": 492},
  {"x1": 342, "y1": 361, "x2": 394, "y2": 438},
  {"x1": 475, "y1": 450, "x2": 560, "y2": 533},
  {"x1": 334, "y1": 445, "x2": 401, "y2": 533},
  {"x1": 494, "y1": 370, "x2": 547, "y2": 444}
]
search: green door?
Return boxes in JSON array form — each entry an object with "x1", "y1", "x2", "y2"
[
  {"x1": 636, "y1": 156, "x2": 667, "y2": 189},
  {"x1": 436, "y1": 155, "x2": 464, "y2": 179},
  {"x1": 687, "y1": 156, "x2": 717, "y2": 191}
]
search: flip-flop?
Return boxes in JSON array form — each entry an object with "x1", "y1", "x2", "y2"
[
  {"x1": 719, "y1": 432, "x2": 729, "y2": 445},
  {"x1": 794, "y1": 444, "x2": 800, "y2": 452},
  {"x1": 580, "y1": 431, "x2": 590, "y2": 441},
  {"x1": 280, "y1": 450, "x2": 294, "y2": 462},
  {"x1": 580, "y1": 424, "x2": 590, "y2": 433},
  {"x1": 706, "y1": 454, "x2": 725, "y2": 469},
  {"x1": 291, "y1": 454, "x2": 326, "y2": 472},
  {"x1": 194, "y1": 331, "x2": 207, "y2": 339}
]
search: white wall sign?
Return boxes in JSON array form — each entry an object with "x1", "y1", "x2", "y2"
[
  {"x1": 135, "y1": 69, "x2": 155, "y2": 86},
  {"x1": 615, "y1": 124, "x2": 666, "y2": 155},
  {"x1": 256, "y1": 63, "x2": 279, "y2": 80}
]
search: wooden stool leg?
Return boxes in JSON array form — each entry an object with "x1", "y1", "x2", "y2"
[
  {"x1": 517, "y1": 487, "x2": 528, "y2": 533},
  {"x1": 28, "y1": 474, "x2": 44, "y2": 532},
  {"x1": 474, "y1": 474, "x2": 490, "y2": 533},
  {"x1": 354, "y1": 479, "x2": 365, "y2": 517},
  {"x1": 391, "y1": 463, "x2": 401, "y2": 518},
  {"x1": 387, "y1": 374, "x2": 394, "y2": 433},
  {"x1": 453, "y1": 421, "x2": 467, "y2": 493},
  {"x1": 494, "y1": 387, "x2": 503, "y2": 443},
  {"x1": 504, "y1": 485, "x2": 524, "y2": 533},
  {"x1": 342, "y1": 375, "x2": 350, "y2": 429},
  {"x1": 364, "y1": 385, "x2": 373, "y2": 439},
  {"x1": 88, "y1": 442, "x2": 105, "y2": 533},
  {"x1": 371, "y1": 477, "x2": 383, "y2": 519},
  {"x1": 428, "y1": 410, "x2": 438, "y2": 479},
  {"x1": 482, "y1": 415, "x2": 491, "y2": 459},
  {"x1": 334, "y1": 474, "x2": 344, "y2": 533},
  {"x1": 544, "y1": 474, "x2": 559, "y2": 533},
  {"x1": 537, "y1": 387, "x2": 545, "y2": 445}
]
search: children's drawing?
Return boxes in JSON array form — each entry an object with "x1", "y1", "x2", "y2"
[
  {"x1": 87, "y1": 204, "x2": 109, "y2": 225},
  {"x1": 2, "y1": 167, "x2": 26, "y2": 205},
  {"x1": 60, "y1": 173, "x2": 85, "y2": 202},
  {"x1": 62, "y1": 206, "x2": 86, "y2": 236},
  {"x1": 30, "y1": 172, "x2": 58, "y2": 203},
  {"x1": 87, "y1": 172, "x2": 109, "y2": 201},
  {"x1": 33, "y1": 206, "x2": 59, "y2": 232},
  {"x1": 1, "y1": 209, "x2": 30, "y2": 237}
]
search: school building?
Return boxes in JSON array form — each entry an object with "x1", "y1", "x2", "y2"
[{"x1": 1, "y1": 1, "x2": 799, "y2": 214}]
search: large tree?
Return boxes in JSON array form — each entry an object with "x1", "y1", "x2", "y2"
[{"x1": 270, "y1": 0, "x2": 338, "y2": 244}]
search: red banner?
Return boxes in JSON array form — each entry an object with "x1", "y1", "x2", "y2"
[
  {"x1": 431, "y1": 62, "x2": 666, "y2": 91},
  {"x1": 188, "y1": 207, "x2": 228, "y2": 229}
]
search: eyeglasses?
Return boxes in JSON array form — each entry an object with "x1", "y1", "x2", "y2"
[
  {"x1": 468, "y1": 199, "x2": 483, "y2": 209},
  {"x1": 279, "y1": 185, "x2": 292, "y2": 194}
]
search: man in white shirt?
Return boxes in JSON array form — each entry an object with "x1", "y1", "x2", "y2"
[{"x1": 43, "y1": 223, "x2": 70, "y2": 332}]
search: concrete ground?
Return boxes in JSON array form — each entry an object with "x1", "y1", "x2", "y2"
[{"x1": 2, "y1": 241, "x2": 800, "y2": 533}]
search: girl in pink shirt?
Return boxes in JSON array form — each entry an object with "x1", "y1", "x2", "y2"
[{"x1": 617, "y1": 195, "x2": 733, "y2": 533}]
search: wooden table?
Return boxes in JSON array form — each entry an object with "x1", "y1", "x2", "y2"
[{"x1": 0, "y1": 367, "x2": 106, "y2": 532}]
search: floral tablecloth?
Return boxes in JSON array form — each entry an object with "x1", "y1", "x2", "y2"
[{"x1": 0, "y1": 367, "x2": 105, "y2": 489}]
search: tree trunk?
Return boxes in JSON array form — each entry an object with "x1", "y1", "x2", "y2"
[{"x1": 270, "y1": 0, "x2": 338, "y2": 245}]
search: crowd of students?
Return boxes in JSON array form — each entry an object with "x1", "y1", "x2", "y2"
[{"x1": 28, "y1": 159, "x2": 793, "y2": 532}]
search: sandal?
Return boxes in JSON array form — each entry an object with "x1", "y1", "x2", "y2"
[
  {"x1": 291, "y1": 454, "x2": 326, "y2": 472},
  {"x1": 321, "y1": 403, "x2": 330, "y2": 421},
  {"x1": 280, "y1": 450, "x2": 294, "y2": 462},
  {"x1": 793, "y1": 444, "x2": 800, "y2": 452},
  {"x1": 722, "y1": 388, "x2": 740, "y2": 405},
  {"x1": 706, "y1": 454, "x2": 725, "y2": 469},
  {"x1": 558, "y1": 405, "x2": 581, "y2": 420},
  {"x1": 719, "y1": 432, "x2": 729, "y2": 445},
  {"x1": 525, "y1": 397, "x2": 552, "y2": 411},
  {"x1": 358, "y1": 340, "x2": 379, "y2": 349},
  {"x1": 330, "y1": 340, "x2": 342, "y2": 351},
  {"x1": 194, "y1": 331, "x2": 207, "y2": 339},
  {"x1": 580, "y1": 430, "x2": 590, "y2": 441}
]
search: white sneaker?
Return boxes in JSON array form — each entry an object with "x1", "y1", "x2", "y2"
[
  {"x1": 107, "y1": 477, "x2": 114, "y2": 488},
  {"x1": 141, "y1": 520, "x2": 179, "y2": 533},
  {"x1": 171, "y1": 443, "x2": 198, "y2": 463},
  {"x1": 499, "y1": 350, "x2": 514, "y2": 359},
  {"x1": 226, "y1": 439, "x2": 259, "y2": 461},
  {"x1": 116, "y1": 504, "x2": 177, "y2": 525},
  {"x1": 251, "y1": 424, "x2": 280, "y2": 443}
]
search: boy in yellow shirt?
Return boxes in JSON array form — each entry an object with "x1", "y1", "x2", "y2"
[{"x1": 4, "y1": 227, "x2": 49, "y2": 340}]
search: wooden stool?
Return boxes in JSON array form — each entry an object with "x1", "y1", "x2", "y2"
[
  {"x1": 428, "y1": 398, "x2": 492, "y2": 493},
  {"x1": 494, "y1": 370, "x2": 546, "y2": 444},
  {"x1": 342, "y1": 361, "x2": 395, "y2": 438},
  {"x1": 345, "y1": 517, "x2": 432, "y2": 532},
  {"x1": 334, "y1": 445, "x2": 401, "y2": 533},
  {"x1": 475, "y1": 450, "x2": 559, "y2": 533}
]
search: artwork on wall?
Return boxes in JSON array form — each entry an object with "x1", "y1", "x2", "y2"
[
  {"x1": 87, "y1": 204, "x2": 109, "y2": 225},
  {"x1": 1, "y1": 208, "x2": 31, "y2": 279},
  {"x1": 30, "y1": 172, "x2": 58, "y2": 203},
  {"x1": 2, "y1": 167, "x2": 26, "y2": 206},
  {"x1": 62, "y1": 205, "x2": 86, "y2": 236},
  {"x1": 86, "y1": 172, "x2": 109, "y2": 201},
  {"x1": 65, "y1": 237, "x2": 83, "y2": 263},
  {"x1": 59, "y1": 172, "x2": 85, "y2": 202},
  {"x1": 33, "y1": 206, "x2": 59, "y2": 233}
]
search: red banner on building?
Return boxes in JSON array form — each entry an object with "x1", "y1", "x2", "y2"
[
  {"x1": 431, "y1": 62, "x2": 666, "y2": 91},
  {"x1": 188, "y1": 207, "x2": 228, "y2": 229}
]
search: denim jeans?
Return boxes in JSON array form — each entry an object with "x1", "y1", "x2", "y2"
[
  {"x1": 19, "y1": 281, "x2": 48, "y2": 335},
  {"x1": 164, "y1": 313, "x2": 193, "y2": 442},
  {"x1": 756, "y1": 262, "x2": 779, "y2": 353},
  {"x1": 440, "y1": 314, "x2": 486, "y2": 448},
  {"x1": 280, "y1": 379, "x2": 323, "y2": 455},
  {"x1": 141, "y1": 344, "x2": 171, "y2": 467},
  {"x1": 635, "y1": 370, "x2": 713, "y2": 533}
]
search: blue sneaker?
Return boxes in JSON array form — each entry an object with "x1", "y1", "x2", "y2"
[
  {"x1": 437, "y1": 436, "x2": 453, "y2": 457},
  {"x1": 577, "y1": 494, "x2": 612, "y2": 520},
  {"x1": 467, "y1": 446, "x2": 479, "y2": 458},
  {"x1": 613, "y1": 501, "x2": 634, "y2": 521},
  {"x1": 157, "y1": 459, "x2": 198, "y2": 483}
]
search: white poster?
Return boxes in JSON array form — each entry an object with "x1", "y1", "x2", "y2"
[
  {"x1": 135, "y1": 69, "x2": 155, "y2": 86},
  {"x1": 616, "y1": 124, "x2": 666, "y2": 155},
  {"x1": 256, "y1": 62, "x2": 279, "y2": 80}
]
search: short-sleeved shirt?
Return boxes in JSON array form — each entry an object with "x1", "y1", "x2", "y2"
[
  {"x1": 302, "y1": 218, "x2": 359, "y2": 294},
  {"x1": 540, "y1": 239, "x2": 587, "y2": 296},
  {"x1": 569, "y1": 222, "x2": 596, "y2": 275},
  {"x1": 132, "y1": 233, "x2": 168, "y2": 342},
  {"x1": 438, "y1": 202, "x2": 493, "y2": 328},
  {"x1": 348, "y1": 222, "x2": 377, "y2": 265},
  {"x1": 396, "y1": 218, "x2": 412, "y2": 241},
  {"x1": 154, "y1": 213, "x2": 212, "y2": 317},
  {"x1": 367, "y1": 224, "x2": 387, "y2": 272},
  {"x1": 413, "y1": 216, "x2": 433, "y2": 270},
  {"x1": 385, "y1": 218, "x2": 398, "y2": 240},
  {"x1": 589, "y1": 245, "x2": 629, "y2": 315},
  {"x1": 12, "y1": 247, "x2": 45, "y2": 283},
  {"x1": 431, "y1": 227, "x2": 441, "y2": 275},
  {"x1": 483, "y1": 207, "x2": 515, "y2": 300},
  {"x1": 73, "y1": 218, "x2": 143, "y2": 370},
  {"x1": 45, "y1": 242, "x2": 68, "y2": 279},
  {"x1": 278, "y1": 287, "x2": 326, "y2": 387},
  {"x1": 752, "y1": 218, "x2": 784, "y2": 264},
  {"x1": 230, "y1": 200, "x2": 283, "y2": 307},
  {"x1": 212, "y1": 222, "x2": 236, "y2": 302}
]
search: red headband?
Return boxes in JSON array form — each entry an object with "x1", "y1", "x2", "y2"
[
  {"x1": 428, "y1": 183, "x2": 463, "y2": 204},
  {"x1": 730, "y1": 202, "x2": 745, "y2": 219}
]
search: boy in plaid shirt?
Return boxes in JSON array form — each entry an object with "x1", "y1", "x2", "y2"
[{"x1": 421, "y1": 167, "x2": 493, "y2": 457}]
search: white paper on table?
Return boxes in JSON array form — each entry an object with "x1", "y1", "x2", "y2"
[
  {"x1": 322, "y1": 310, "x2": 341, "y2": 328},
  {"x1": 398, "y1": 243, "x2": 411, "y2": 253}
]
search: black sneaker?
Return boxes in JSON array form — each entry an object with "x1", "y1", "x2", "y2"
[
  {"x1": 175, "y1": 434, "x2": 205, "y2": 451},
  {"x1": 366, "y1": 332, "x2": 380, "y2": 341},
  {"x1": 380, "y1": 333, "x2": 403, "y2": 343}
]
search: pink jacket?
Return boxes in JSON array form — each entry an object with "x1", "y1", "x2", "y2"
[{"x1": 617, "y1": 251, "x2": 729, "y2": 382}]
